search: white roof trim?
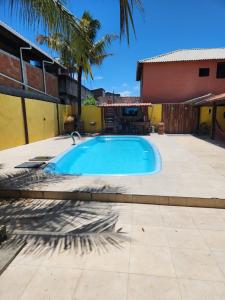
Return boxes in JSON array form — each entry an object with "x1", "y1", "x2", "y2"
[{"x1": 139, "y1": 48, "x2": 225, "y2": 64}]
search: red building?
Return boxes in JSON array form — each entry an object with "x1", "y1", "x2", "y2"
[{"x1": 136, "y1": 48, "x2": 225, "y2": 103}]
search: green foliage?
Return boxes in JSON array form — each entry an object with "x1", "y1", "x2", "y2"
[
  {"x1": 5, "y1": 0, "x2": 81, "y2": 38},
  {"x1": 36, "y1": 11, "x2": 117, "y2": 78},
  {"x1": 83, "y1": 96, "x2": 97, "y2": 106},
  {"x1": 3, "y1": 0, "x2": 143, "y2": 44}
]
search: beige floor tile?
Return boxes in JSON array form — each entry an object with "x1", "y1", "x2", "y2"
[
  {"x1": 201, "y1": 230, "x2": 225, "y2": 251},
  {"x1": 178, "y1": 279, "x2": 225, "y2": 300},
  {"x1": 133, "y1": 211, "x2": 164, "y2": 227},
  {"x1": 20, "y1": 266, "x2": 81, "y2": 300},
  {"x1": 113, "y1": 204, "x2": 133, "y2": 225},
  {"x1": 171, "y1": 248, "x2": 225, "y2": 281},
  {"x1": 166, "y1": 228, "x2": 208, "y2": 250},
  {"x1": 132, "y1": 204, "x2": 161, "y2": 214},
  {"x1": 212, "y1": 251, "x2": 225, "y2": 276},
  {"x1": 42, "y1": 246, "x2": 87, "y2": 269},
  {"x1": 114, "y1": 222, "x2": 132, "y2": 237},
  {"x1": 160, "y1": 205, "x2": 189, "y2": 215},
  {"x1": 127, "y1": 274, "x2": 181, "y2": 300},
  {"x1": 219, "y1": 209, "x2": 225, "y2": 219},
  {"x1": 192, "y1": 213, "x2": 225, "y2": 230},
  {"x1": 131, "y1": 225, "x2": 169, "y2": 247},
  {"x1": 187, "y1": 207, "x2": 220, "y2": 216},
  {"x1": 10, "y1": 250, "x2": 46, "y2": 268},
  {"x1": 83, "y1": 243, "x2": 130, "y2": 273},
  {"x1": 162, "y1": 212, "x2": 196, "y2": 229},
  {"x1": 129, "y1": 245, "x2": 176, "y2": 277},
  {"x1": 10, "y1": 242, "x2": 50, "y2": 267},
  {"x1": 0, "y1": 265, "x2": 38, "y2": 300},
  {"x1": 74, "y1": 270, "x2": 127, "y2": 300}
]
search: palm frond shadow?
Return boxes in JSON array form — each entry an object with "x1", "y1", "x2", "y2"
[
  {"x1": 0, "y1": 199, "x2": 130, "y2": 256},
  {"x1": 74, "y1": 184, "x2": 126, "y2": 193},
  {"x1": 0, "y1": 170, "x2": 73, "y2": 189}
]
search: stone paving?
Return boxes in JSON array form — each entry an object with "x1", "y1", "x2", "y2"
[
  {"x1": 1, "y1": 199, "x2": 225, "y2": 299},
  {"x1": 0, "y1": 134, "x2": 225, "y2": 199}
]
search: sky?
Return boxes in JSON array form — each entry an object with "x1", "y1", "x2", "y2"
[{"x1": 1, "y1": 0, "x2": 225, "y2": 96}]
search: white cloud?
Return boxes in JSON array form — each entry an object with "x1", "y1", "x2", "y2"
[
  {"x1": 94, "y1": 76, "x2": 103, "y2": 80},
  {"x1": 119, "y1": 90, "x2": 132, "y2": 97}
]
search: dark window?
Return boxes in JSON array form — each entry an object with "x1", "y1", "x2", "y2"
[
  {"x1": 199, "y1": 68, "x2": 210, "y2": 77},
  {"x1": 122, "y1": 107, "x2": 139, "y2": 116},
  {"x1": 217, "y1": 62, "x2": 225, "y2": 78}
]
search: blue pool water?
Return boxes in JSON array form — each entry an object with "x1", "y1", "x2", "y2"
[{"x1": 45, "y1": 136, "x2": 161, "y2": 176}]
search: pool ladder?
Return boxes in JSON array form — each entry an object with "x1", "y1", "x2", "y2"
[{"x1": 71, "y1": 131, "x2": 82, "y2": 145}]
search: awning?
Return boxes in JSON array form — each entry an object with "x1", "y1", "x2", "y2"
[
  {"x1": 182, "y1": 93, "x2": 225, "y2": 106},
  {"x1": 98, "y1": 102, "x2": 152, "y2": 107}
]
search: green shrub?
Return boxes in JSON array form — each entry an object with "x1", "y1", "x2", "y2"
[{"x1": 83, "y1": 96, "x2": 97, "y2": 106}]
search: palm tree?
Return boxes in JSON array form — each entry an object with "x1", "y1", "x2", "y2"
[
  {"x1": 37, "y1": 11, "x2": 116, "y2": 120},
  {"x1": 73, "y1": 12, "x2": 117, "y2": 119},
  {"x1": 2, "y1": 0, "x2": 143, "y2": 43}
]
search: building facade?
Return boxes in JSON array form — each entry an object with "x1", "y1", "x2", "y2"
[{"x1": 137, "y1": 49, "x2": 225, "y2": 103}]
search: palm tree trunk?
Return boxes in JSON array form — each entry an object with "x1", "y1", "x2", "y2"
[{"x1": 77, "y1": 66, "x2": 83, "y2": 120}]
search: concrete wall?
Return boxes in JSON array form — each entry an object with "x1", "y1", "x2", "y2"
[
  {"x1": 0, "y1": 93, "x2": 71, "y2": 150},
  {"x1": 0, "y1": 94, "x2": 25, "y2": 150},
  {"x1": 81, "y1": 105, "x2": 102, "y2": 133},
  {"x1": 25, "y1": 99, "x2": 59, "y2": 143},
  {"x1": 199, "y1": 106, "x2": 212, "y2": 128},
  {"x1": 217, "y1": 106, "x2": 225, "y2": 131},
  {"x1": 148, "y1": 104, "x2": 162, "y2": 126},
  {"x1": 141, "y1": 60, "x2": 225, "y2": 103},
  {"x1": 199, "y1": 106, "x2": 225, "y2": 132}
]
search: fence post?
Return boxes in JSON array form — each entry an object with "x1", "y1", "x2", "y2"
[{"x1": 21, "y1": 97, "x2": 29, "y2": 144}]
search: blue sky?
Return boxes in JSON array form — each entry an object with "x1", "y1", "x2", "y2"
[{"x1": 1, "y1": 0, "x2": 225, "y2": 96}]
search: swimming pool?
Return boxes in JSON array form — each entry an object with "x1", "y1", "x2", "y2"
[{"x1": 45, "y1": 136, "x2": 161, "y2": 176}]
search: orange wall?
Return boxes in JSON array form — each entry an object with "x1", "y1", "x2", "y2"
[{"x1": 141, "y1": 60, "x2": 225, "y2": 103}]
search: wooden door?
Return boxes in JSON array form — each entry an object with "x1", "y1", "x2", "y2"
[{"x1": 162, "y1": 104, "x2": 198, "y2": 134}]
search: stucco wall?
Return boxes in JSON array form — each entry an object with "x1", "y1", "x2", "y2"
[
  {"x1": 81, "y1": 105, "x2": 102, "y2": 133},
  {"x1": 0, "y1": 93, "x2": 71, "y2": 150},
  {"x1": 148, "y1": 104, "x2": 162, "y2": 126},
  {"x1": 217, "y1": 106, "x2": 225, "y2": 131},
  {"x1": 25, "y1": 99, "x2": 59, "y2": 143},
  {"x1": 141, "y1": 60, "x2": 225, "y2": 103},
  {"x1": 0, "y1": 94, "x2": 25, "y2": 150},
  {"x1": 199, "y1": 106, "x2": 212, "y2": 128},
  {"x1": 199, "y1": 106, "x2": 225, "y2": 132}
]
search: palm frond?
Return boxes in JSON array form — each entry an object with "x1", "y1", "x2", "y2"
[
  {"x1": 119, "y1": 0, "x2": 143, "y2": 44},
  {"x1": 5, "y1": 0, "x2": 81, "y2": 37}
]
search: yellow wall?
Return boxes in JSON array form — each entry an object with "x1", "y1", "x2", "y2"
[
  {"x1": 0, "y1": 93, "x2": 72, "y2": 150},
  {"x1": 58, "y1": 104, "x2": 72, "y2": 134},
  {"x1": 25, "y1": 99, "x2": 59, "y2": 143},
  {"x1": 148, "y1": 104, "x2": 162, "y2": 126},
  {"x1": 0, "y1": 93, "x2": 26, "y2": 150},
  {"x1": 81, "y1": 105, "x2": 102, "y2": 133},
  {"x1": 199, "y1": 106, "x2": 212, "y2": 127},
  {"x1": 217, "y1": 106, "x2": 225, "y2": 131}
]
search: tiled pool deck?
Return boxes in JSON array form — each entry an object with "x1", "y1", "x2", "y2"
[
  {"x1": 0, "y1": 134, "x2": 225, "y2": 203},
  {"x1": 1, "y1": 137, "x2": 225, "y2": 299},
  {"x1": 1, "y1": 199, "x2": 225, "y2": 299}
]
